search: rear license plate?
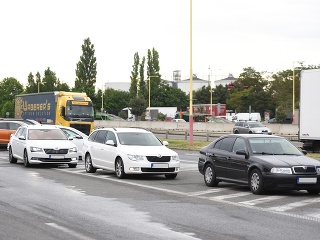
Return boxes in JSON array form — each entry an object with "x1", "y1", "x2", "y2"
[
  {"x1": 49, "y1": 155, "x2": 65, "y2": 159},
  {"x1": 151, "y1": 163, "x2": 169, "y2": 168},
  {"x1": 297, "y1": 178, "x2": 317, "y2": 184}
]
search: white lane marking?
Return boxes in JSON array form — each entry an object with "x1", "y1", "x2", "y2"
[
  {"x1": 188, "y1": 188, "x2": 223, "y2": 196},
  {"x1": 46, "y1": 223, "x2": 95, "y2": 240},
  {"x1": 54, "y1": 168, "x2": 320, "y2": 223},
  {"x1": 307, "y1": 213, "x2": 320, "y2": 219},
  {"x1": 239, "y1": 196, "x2": 286, "y2": 206},
  {"x1": 267, "y1": 198, "x2": 320, "y2": 212},
  {"x1": 210, "y1": 192, "x2": 251, "y2": 200}
]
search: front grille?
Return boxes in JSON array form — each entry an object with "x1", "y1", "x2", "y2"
[
  {"x1": 293, "y1": 166, "x2": 316, "y2": 174},
  {"x1": 38, "y1": 158, "x2": 72, "y2": 162},
  {"x1": 70, "y1": 124, "x2": 90, "y2": 135},
  {"x1": 44, "y1": 149, "x2": 68, "y2": 154},
  {"x1": 141, "y1": 168, "x2": 175, "y2": 173},
  {"x1": 146, "y1": 156, "x2": 171, "y2": 162}
]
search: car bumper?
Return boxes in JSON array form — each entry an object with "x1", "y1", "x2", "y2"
[
  {"x1": 28, "y1": 153, "x2": 78, "y2": 164},
  {"x1": 263, "y1": 173, "x2": 320, "y2": 191},
  {"x1": 124, "y1": 161, "x2": 180, "y2": 174}
]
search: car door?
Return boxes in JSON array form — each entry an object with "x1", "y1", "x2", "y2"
[
  {"x1": 12, "y1": 127, "x2": 27, "y2": 159},
  {"x1": 90, "y1": 130, "x2": 108, "y2": 167},
  {"x1": 100, "y1": 131, "x2": 118, "y2": 169},
  {"x1": 228, "y1": 137, "x2": 249, "y2": 182},
  {"x1": 207, "y1": 136, "x2": 236, "y2": 179}
]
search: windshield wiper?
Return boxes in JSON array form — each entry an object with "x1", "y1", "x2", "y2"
[{"x1": 255, "y1": 152, "x2": 274, "y2": 155}]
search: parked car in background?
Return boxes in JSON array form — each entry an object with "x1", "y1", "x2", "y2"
[
  {"x1": 82, "y1": 127, "x2": 180, "y2": 179},
  {"x1": 233, "y1": 120, "x2": 272, "y2": 135},
  {"x1": 0, "y1": 120, "x2": 29, "y2": 148},
  {"x1": 56, "y1": 125, "x2": 88, "y2": 160},
  {"x1": 8, "y1": 125, "x2": 78, "y2": 168},
  {"x1": 171, "y1": 119, "x2": 186, "y2": 123},
  {"x1": 198, "y1": 134, "x2": 320, "y2": 195}
]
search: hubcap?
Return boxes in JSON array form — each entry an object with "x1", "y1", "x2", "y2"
[
  {"x1": 116, "y1": 161, "x2": 122, "y2": 176},
  {"x1": 86, "y1": 156, "x2": 91, "y2": 170},
  {"x1": 205, "y1": 167, "x2": 213, "y2": 183},
  {"x1": 251, "y1": 173, "x2": 259, "y2": 191}
]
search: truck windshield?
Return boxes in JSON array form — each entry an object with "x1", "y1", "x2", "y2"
[{"x1": 66, "y1": 105, "x2": 94, "y2": 118}]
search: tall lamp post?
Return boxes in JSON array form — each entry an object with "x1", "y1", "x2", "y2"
[
  {"x1": 292, "y1": 61, "x2": 303, "y2": 123},
  {"x1": 148, "y1": 76, "x2": 157, "y2": 119},
  {"x1": 189, "y1": 0, "x2": 193, "y2": 145}
]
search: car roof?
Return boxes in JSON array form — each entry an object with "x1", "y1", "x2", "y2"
[
  {"x1": 21, "y1": 124, "x2": 61, "y2": 130},
  {"x1": 228, "y1": 134, "x2": 282, "y2": 139},
  {"x1": 94, "y1": 127, "x2": 150, "y2": 133}
]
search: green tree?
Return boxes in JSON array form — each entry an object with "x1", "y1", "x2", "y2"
[
  {"x1": 25, "y1": 72, "x2": 38, "y2": 93},
  {"x1": 56, "y1": 80, "x2": 71, "y2": 91},
  {"x1": 138, "y1": 56, "x2": 146, "y2": 99},
  {"x1": 0, "y1": 77, "x2": 24, "y2": 117},
  {"x1": 128, "y1": 96, "x2": 147, "y2": 120},
  {"x1": 104, "y1": 88, "x2": 130, "y2": 113},
  {"x1": 212, "y1": 84, "x2": 229, "y2": 104},
  {"x1": 193, "y1": 85, "x2": 211, "y2": 104},
  {"x1": 74, "y1": 37, "x2": 97, "y2": 101},
  {"x1": 41, "y1": 67, "x2": 58, "y2": 92},
  {"x1": 129, "y1": 52, "x2": 139, "y2": 98}
]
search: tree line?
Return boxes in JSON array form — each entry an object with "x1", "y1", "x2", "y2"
[{"x1": 0, "y1": 37, "x2": 319, "y2": 122}]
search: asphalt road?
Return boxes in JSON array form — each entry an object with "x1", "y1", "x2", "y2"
[{"x1": 0, "y1": 149, "x2": 319, "y2": 240}]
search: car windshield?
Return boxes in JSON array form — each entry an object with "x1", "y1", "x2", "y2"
[
  {"x1": 248, "y1": 122, "x2": 263, "y2": 128},
  {"x1": 248, "y1": 137, "x2": 302, "y2": 155},
  {"x1": 117, "y1": 132, "x2": 163, "y2": 146},
  {"x1": 28, "y1": 129, "x2": 68, "y2": 140}
]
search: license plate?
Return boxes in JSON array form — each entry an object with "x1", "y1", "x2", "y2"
[
  {"x1": 151, "y1": 163, "x2": 169, "y2": 168},
  {"x1": 49, "y1": 155, "x2": 65, "y2": 159},
  {"x1": 297, "y1": 178, "x2": 317, "y2": 184}
]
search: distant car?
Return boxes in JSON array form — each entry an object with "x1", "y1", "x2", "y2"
[
  {"x1": 268, "y1": 118, "x2": 277, "y2": 123},
  {"x1": 0, "y1": 120, "x2": 29, "y2": 148},
  {"x1": 198, "y1": 134, "x2": 320, "y2": 195},
  {"x1": 82, "y1": 127, "x2": 180, "y2": 179},
  {"x1": 8, "y1": 125, "x2": 78, "y2": 168},
  {"x1": 171, "y1": 119, "x2": 186, "y2": 123},
  {"x1": 233, "y1": 120, "x2": 272, "y2": 135},
  {"x1": 56, "y1": 125, "x2": 88, "y2": 160}
]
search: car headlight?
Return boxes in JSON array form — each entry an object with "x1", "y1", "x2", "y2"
[
  {"x1": 270, "y1": 167, "x2": 292, "y2": 174},
  {"x1": 30, "y1": 146, "x2": 43, "y2": 152},
  {"x1": 127, "y1": 154, "x2": 144, "y2": 161},
  {"x1": 171, "y1": 155, "x2": 180, "y2": 161},
  {"x1": 69, "y1": 147, "x2": 77, "y2": 153}
]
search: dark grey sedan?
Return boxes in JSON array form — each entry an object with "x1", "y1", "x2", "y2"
[{"x1": 198, "y1": 134, "x2": 320, "y2": 195}]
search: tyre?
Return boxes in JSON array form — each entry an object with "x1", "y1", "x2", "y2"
[
  {"x1": 204, "y1": 163, "x2": 219, "y2": 187},
  {"x1": 85, "y1": 154, "x2": 96, "y2": 173},
  {"x1": 9, "y1": 147, "x2": 17, "y2": 163},
  {"x1": 23, "y1": 150, "x2": 31, "y2": 167},
  {"x1": 115, "y1": 158, "x2": 126, "y2": 179},
  {"x1": 165, "y1": 174, "x2": 177, "y2": 179},
  {"x1": 307, "y1": 189, "x2": 320, "y2": 195},
  {"x1": 234, "y1": 130, "x2": 239, "y2": 134},
  {"x1": 68, "y1": 163, "x2": 77, "y2": 168},
  {"x1": 250, "y1": 169, "x2": 265, "y2": 194}
]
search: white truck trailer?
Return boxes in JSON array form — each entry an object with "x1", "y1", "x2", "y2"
[{"x1": 299, "y1": 69, "x2": 320, "y2": 151}]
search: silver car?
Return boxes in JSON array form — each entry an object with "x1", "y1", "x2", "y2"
[{"x1": 233, "y1": 121, "x2": 272, "y2": 135}]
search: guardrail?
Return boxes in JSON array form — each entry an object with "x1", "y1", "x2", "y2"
[{"x1": 94, "y1": 120, "x2": 299, "y2": 141}]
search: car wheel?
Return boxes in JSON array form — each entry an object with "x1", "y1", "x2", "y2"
[
  {"x1": 85, "y1": 154, "x2": 96, "y2": 173},
  {"x1": 307, "y1": 189, "x2": 320, "y2": 195},
  {"x1": 68, "y1": 163, "x2": 77, "y2": 168},
  {"x1": 115, "y1": 158, "x2": 126, "y2": 179},
  {"x1": 234, "y1": 130, "x2": 239, "y2": 134},
  {"x1": 165, "y1": 174, "x2": 177, "y2": 179},
  {"x1": 9, "y1": 147, "x2": 17, "y2": 163},
  {"x1": 23, "y1": 150, "x2": 31, "y2": 167},
  {"x1": 250, "y1": 169, "x2": 265, "y2": 194},
  {"x1": 249, "y1": 131, "x2": 253, "y2": 134},
  {"x1": 204, "y1": 163, "x2": 219, "y2": 187}
]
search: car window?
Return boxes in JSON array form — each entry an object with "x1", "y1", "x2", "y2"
[
  {"x1": 219, "y1": 137, "x2": 236, "y2": 152},
  {"x1": 243, "y1": 122, "x2": 248, "y2": 127},
  {"x1": 88, "y1": 131, "x2": 98, "y2": 142},
  {"x1": 232, "y1": 138, "x2": 247, "y2": 153},
  {"x1": 61, "y1": 128, "x2": 80, "y2": 138},
  {"x1": 9, "y1": 122, "x2": 22, "y2": 130},
  {"x1": 95, "y1": 130, "x2": 107, "y2": 144},
  {"x1": 248, "y1": 122, "x2": 263, "y2": 128},
  {"x1": 17, "y1": 128, "x2": 27, "y2": 138},
  {"x1": 213, "y1": 139, "x2": 222, "y2": 149},
  {"x1": 15, "y1": 127, "x2": 24, "y2": 137},
  {"x1": 0, "y1": 122, "x2": 8, "y2": 129},
  {"x1": 238, "y1": 122, "x2": 244, "y2": 127},
  {"x1": 248, "y1": 138, "x2": 302, "y2": 155},
  {"x1": 106, "y1": 131, "x2": 117, "y2": 144}
]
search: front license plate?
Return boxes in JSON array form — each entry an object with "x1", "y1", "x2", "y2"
[
  {"x1": 49, "y1": 155, "x2": 65, "y2": 159},
  {"x1": 297, "y1": 178, "x2": 317, "y2": 184},
  {"x1": 151, "y1": 163, "x2": 169, "y2": 168}
]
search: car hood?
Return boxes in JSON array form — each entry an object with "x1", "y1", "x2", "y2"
[
  {"x1": 120, "y1": 145, "x2": 178, "y2": 156},
  {"x1": 29, "y1": 140, "x2": 77, "y2": 149},
  {"x1": 256, "y1": 155, "x2": 320, "y2": 166}
]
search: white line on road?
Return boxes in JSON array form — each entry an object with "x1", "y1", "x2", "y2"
[
  {"x1": 46, "y1": 223, "x2": 96, "y2": 240},
  {"x1": 188, "y1": 188, "x2": 224, "y2": 196},
  {"x1": 210, "y1": 192, "x2": 251, "y2": 200},
  {"x1": 239, "y1": 196, "x2": 286, "y2": 206},
  {"x1": 267, "y1": 198, "x2": 320, "y2": 212}
]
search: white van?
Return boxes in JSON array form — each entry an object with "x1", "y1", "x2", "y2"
[{"x1": 232, "y1": 113, "x2": 261, "y2": 122}]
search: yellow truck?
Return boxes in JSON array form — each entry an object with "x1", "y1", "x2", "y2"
[{"x1": 15, "y1": 91, "x2": 94, "y2": 135}]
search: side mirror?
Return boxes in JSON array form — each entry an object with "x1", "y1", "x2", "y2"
[
  {"x1": 68, "y1": 137, "x2": 74, "y2": 141},
  {"x1": 162, "y1": 140, "x2": 169, "y2": 146},
  {"x1": 106, "y1": 140, "x2": 116, "y2": 146},
  {"x1": 19, "y1": 136, "x2": 26, "y2": 140},
  {"x1": 301, "y1": 150, "x2": 307, "y2": 155},
  {"x1": 236, "y1": 149, "x2": 249, "y2": 159}
]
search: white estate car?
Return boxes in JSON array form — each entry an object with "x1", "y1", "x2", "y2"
[
  {"x1": 8, "y1": 125, "x2": 78, "y2": 168},
  {"x1": 82, "y1": 128, "x2": 180, "y2": 179},
  {"x1": 56, "y1": 125, "x2": 88, "y2": 160}
]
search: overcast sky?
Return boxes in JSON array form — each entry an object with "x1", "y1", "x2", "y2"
[{"x1": 1, "y1": 0, "x2": 320, "y2": 89}]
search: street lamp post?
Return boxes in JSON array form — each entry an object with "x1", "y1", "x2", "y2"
[
  {"x1": 292, "y1": 61, "x2": 303, "y2": 123},
  {"x1": 189, "y1": 0, "x2": 193, "y2": 145}
]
